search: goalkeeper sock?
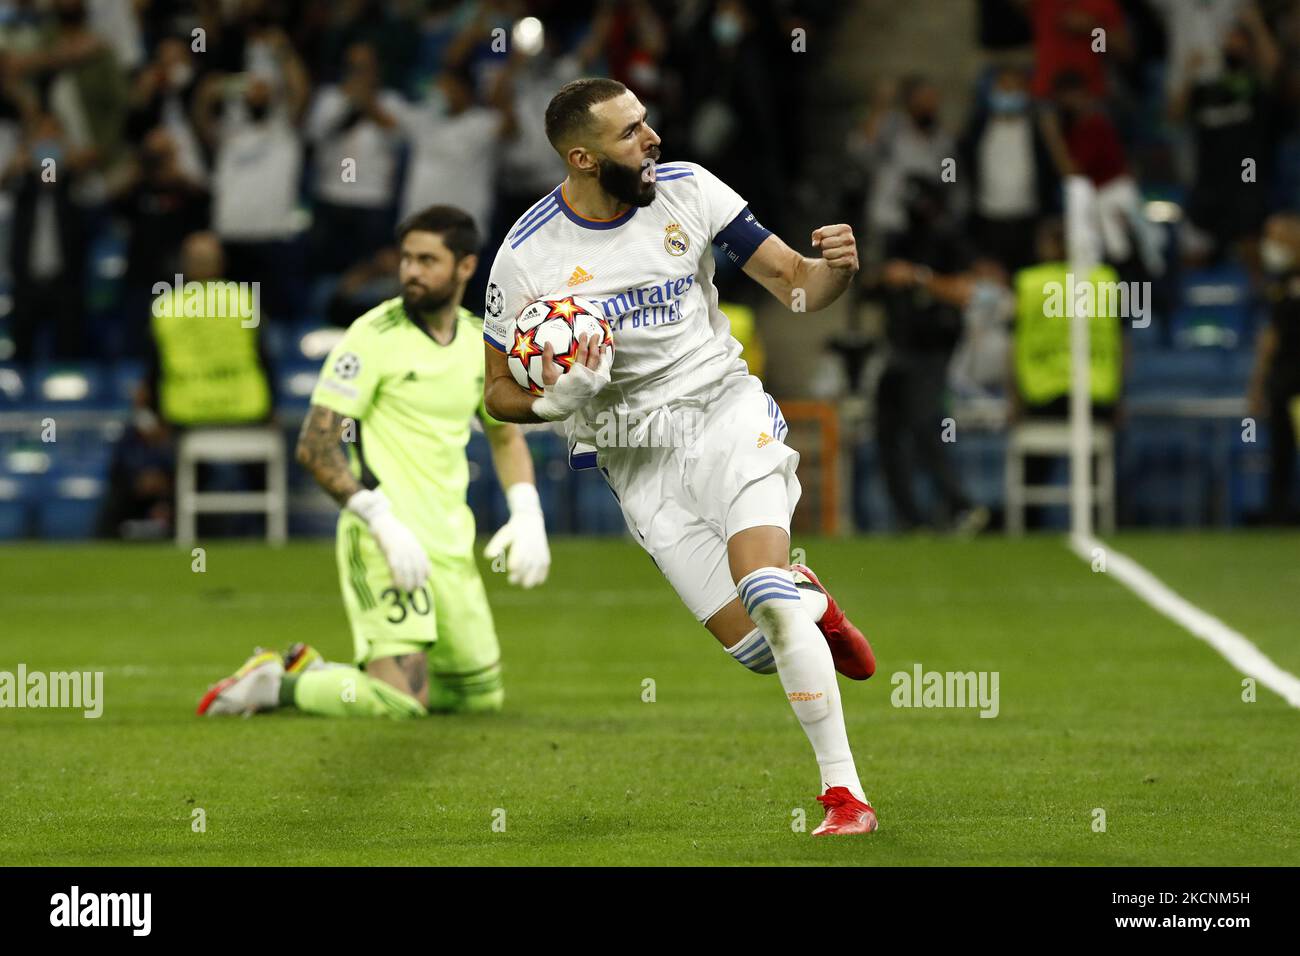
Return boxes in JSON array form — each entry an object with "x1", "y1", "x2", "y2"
[
  {"x1": 285, "y1": 666, "x2": 425, "y2": 719},
  {"x1": 737, "y1": 566, "x2": 866, "y2": 803}
]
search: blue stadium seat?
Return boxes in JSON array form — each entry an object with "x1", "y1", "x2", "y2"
[
  {"x1": 108, "y1": 360, "x2": 145, "y2": 410},
  {"x1": 276, "y1": 362, "x2": 320, "y2": 412},
  {"x1": 31, "y1": 363, "x2": 108, "y2": 410},
  {"x1": 1170, "y1": 264, "x2": 1253, "y2": 349},
  {"x1": 0, "y1": 472, "x2": 33, "y2": 538},
  {"x1": 570, "y1": 467, "x2": 626, "y2": 535},
  {"x1": 35, "y1": 469, "x2": 106, "y2": 539},
  {"x1": 0, "y1": 363, "x2": 29, "y2": 408}
]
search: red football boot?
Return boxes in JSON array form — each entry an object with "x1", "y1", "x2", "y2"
[
  {"x1": 791, "y1": 564, "x2": 876, "y2": 680},
  {"x1": 812, "y1": 787, "x2": 879, "y2": 836}
]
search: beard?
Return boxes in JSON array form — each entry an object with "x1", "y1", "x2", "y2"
[
  {"x1": 402, "y1": 280, "x2": 455, "y2": 317},
  {"x1": 597, "y1": 154, "x2": 657, "y2": 207}
]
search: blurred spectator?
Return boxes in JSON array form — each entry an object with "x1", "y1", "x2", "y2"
[
  {"x1": 2, "y1": 108, "x2": 93, "y2": 361},
  {"x1": 959, "y1": 63, "x2": 1059, "y2": 273},
  {"x1": 491, "y1": 29, "x2": 587, "y2": 239},
  {"x1": 98, "y1": 231, "x2": 274, "y2": 538},
  {"x1": 326, "y1": 244, "x2": 401, "y2": 327},
  {"x1": 1247, "y1": 212, "x2": 1300, "y2": 524},
  {"x1": 87, "y1": 0, "x2": 145, "y2": 73},
  {"x1": 125, "y1": 35, "x2": 207, "y2": 184},
  {"x1": 1044, "y1": 68, "x2": 1164, "y2": 275},
  {"x1": 392, "y1": 63, "x2": 512, "y2": 234},
  {"x1": 849, "y1": 75, "x2": 958, "y2": 258},
  {"x1": 977, "y1": 0, "x2": 1034, "y2": 52},
  {"x1": 1170, "y1": 6, "x2": 1280, "y2": 264},
  {"x1": 1150, "y1": 0, "x2": 1249, "y2": 101},
  {"x1": 15, "y1": 0, "x2": 132, "y2": 194},
  {"x1": 949, "y1": 257, "x2": 1014, "y2": 399},
  {"x1": 868, "y1": 176, "x2": 986, "y2": 533},
  {"x1": 304, "y1": 41, "x2": 403, "y2": 275},
  {"x1": 113, "y1": 126, "x2": 211, "y2": 356},
  {"x1": 1027, "y1": 0, "x2": 1131, "y2": 100},
  {"x1": 193, "y1": 31, "x2": 310, "y2": 322}
]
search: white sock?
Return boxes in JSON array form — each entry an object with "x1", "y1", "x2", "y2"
[
  {"x1": 737, "y1": 566, "x2": 865, "y2": 802},
  {"x1": 726, "y1": 627, "x2": 777, "y2": 674}
]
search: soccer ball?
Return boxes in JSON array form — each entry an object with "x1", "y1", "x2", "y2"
[{"x1": 506, "y1": 295, "x2": 613, "y2": 396}]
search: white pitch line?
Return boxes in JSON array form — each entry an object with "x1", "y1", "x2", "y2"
[{"x1": 1069, "y1": 533, "x2": 1300, "y2": 709}]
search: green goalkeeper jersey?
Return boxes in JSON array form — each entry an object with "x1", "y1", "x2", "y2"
[{"x1": 311, "y1": 298, "x2": 504, "y2": 559}]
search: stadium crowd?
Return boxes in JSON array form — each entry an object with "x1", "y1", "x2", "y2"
[{"x1": 0, "y1": 0, "x2": 1297, "y2": 535}]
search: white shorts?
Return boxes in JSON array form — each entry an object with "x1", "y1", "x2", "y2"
[{"x1": 597, "y1": 374, "x2": 802, "y2": 623}]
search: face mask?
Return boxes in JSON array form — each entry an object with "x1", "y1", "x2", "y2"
[
  {"x1": 1261, "y1": 238, "x2": 1296, "y2": 274},
  {"x1": 712, "y1": 13, "x2": 742, "y2": 47},
  {"x1": 33, "y1": 139, "x2": 63, "y2": 165},
  {"x1": 990, "y1": 90, "x2": 1028, "y2": 114}
]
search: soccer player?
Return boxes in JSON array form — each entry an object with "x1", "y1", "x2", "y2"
[
  {"x1": 482, "y1": 79, "x2": 879, "y2": 835},
  {"x1": 198, "y1": 205, "x2": 549, "y2": 719}
]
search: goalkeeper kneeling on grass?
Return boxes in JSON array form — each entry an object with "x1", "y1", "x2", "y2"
[{"x1": 198, "y1": 205, "x2": 549, "y2": 718}]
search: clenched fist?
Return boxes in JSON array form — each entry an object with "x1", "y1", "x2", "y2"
[{"x1": 811, "y1": 224, "x2": 859, "y2": 273}]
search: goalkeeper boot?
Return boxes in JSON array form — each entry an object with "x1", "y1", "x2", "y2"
[
  {"x1": 197, "y1": 649, "x2": 283, "y2": 716},
  {"x1": 812, "y1": 787, "x2": 879, "y2": 836},
  {"x1": 791, "y1": 564, "x2": 876, "y2": 680},
  {"x1": 283, "y1": 643, "x2": 325, "y2": 675}
]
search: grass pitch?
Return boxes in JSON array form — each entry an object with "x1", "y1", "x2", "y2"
[{"x1": 1, "y1": 532, "x2": 1297, "y2": 866}]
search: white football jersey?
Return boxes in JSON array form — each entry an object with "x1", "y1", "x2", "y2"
[{"x1": 483, "y1": 161, "x2": 772, "y2": 450}]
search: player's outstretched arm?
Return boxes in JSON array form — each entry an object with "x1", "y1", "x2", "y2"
[{"x1": 742, "y1": 224, "x2": 859, "y2": 314}]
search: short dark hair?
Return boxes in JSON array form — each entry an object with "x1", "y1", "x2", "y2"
[
  {"x1": 544, "y1": 77, "x2": 628, "y2": 153},
  {"x1": 395, "y1": 205, "x2": 482, "y2": 259}
]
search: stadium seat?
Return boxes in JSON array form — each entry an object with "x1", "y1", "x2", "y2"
[
  {"x1": 35, "y1": 471, "x2": 106, "y2": 539},
  {"x1": 31, "y1": 363, "x2": 107, "y2": 410},
  {"x1": 175, "y1": 427, "x2": 288, "y2": 546},
  {"x1": 108, "y1": 361, "x2": 145, "y2": 411},
  {"x1": 1004, "y1": 422, "x2": 1116, "y2": 535},
  {"x1": 0, "y1": 472, "x2": 32, "y2": 538},
  {"x1": 1170, "y1": 264, "x2": 1253, "y2": 350},
  {"x1": 276, "y1": 362, "x2": 321, "y2": 413},
  {"x1": 0, "y1": 363, "x2": 29, "y2": 408}
]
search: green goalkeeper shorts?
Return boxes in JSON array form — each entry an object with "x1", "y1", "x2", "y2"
[{"x1": 335, "y1": 512, "x2": 500, "y2": 676}]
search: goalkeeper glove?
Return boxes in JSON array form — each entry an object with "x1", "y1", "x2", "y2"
[
  {"x1": 483, "y1": 483, "x2": 550, "y2": 588},
  {"x1": 345, "y1": 489, "x2": 431, "y2": 592}
]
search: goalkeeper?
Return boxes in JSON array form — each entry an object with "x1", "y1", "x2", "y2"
[{"x1": 198, "y1": 205, "x2": 548, "y2": 718}]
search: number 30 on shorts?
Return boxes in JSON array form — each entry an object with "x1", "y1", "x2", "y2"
[{"x1": 380, "y1": 585, "x2": 431, "y2": 624}]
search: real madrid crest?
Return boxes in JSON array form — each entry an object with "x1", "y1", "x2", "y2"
[{"x1": 663, "y1": 223, "x2": 689, "y2": 257}]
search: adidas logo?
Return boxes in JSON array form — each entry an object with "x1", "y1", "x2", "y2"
[
  {"x1": 567, "y1": 266, "x2": 593, "y2": 287},
  {"x1": 757, "y1": 432, "x2": 773, "y2": 448}
]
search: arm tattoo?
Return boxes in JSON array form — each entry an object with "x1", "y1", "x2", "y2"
[{"x1": 295, "y1": 404, "x2": 363, "y2": 506}]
